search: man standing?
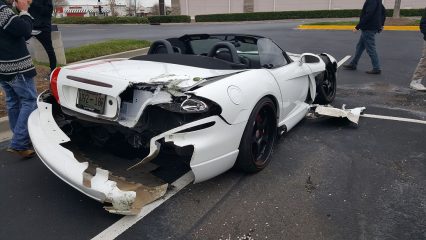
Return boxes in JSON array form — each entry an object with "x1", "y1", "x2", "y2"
[
  {"x1": 343, "y1": 0, "x2": 386, "y2": 74},
  {"x1": 409, "y1": 9, "x2": 426, "y2": 91},
  {"x1": 28, "y1": 0, "x2": 56, "y2": 73},
  {"x1": 0, "y1": 0, "x2": 37, "y2": 158}
]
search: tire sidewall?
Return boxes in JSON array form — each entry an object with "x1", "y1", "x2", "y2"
[{"x1": 236, "y1": 97, "x2": 277, "y2": 172}]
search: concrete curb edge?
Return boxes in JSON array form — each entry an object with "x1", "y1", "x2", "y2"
[
  {"x1": 0, "y1": 117, "x2": 11, "y2": 143},
  {"x1": 71, "y1": 47, "x2": 150, "y2": 64},
  {"x1": 298, "y1": 25, "x2": 420, "y2": 31}
]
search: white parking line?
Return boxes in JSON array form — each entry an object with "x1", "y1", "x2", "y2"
[
  {"x1": 92, "y1": 171, "x2": 195, "y2": 240},
  {"x1": 362, "y1": 114, "x2": 426, "y2": 125}
]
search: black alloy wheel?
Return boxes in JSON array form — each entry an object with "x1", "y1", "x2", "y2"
[
  {"x1": 236, "y1": 97, "x2": 277, "y2": 173},
  {"x1": 314, "y1": 56, "x2": 337, "y2": 104}
]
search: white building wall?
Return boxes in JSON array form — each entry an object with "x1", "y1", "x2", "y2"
[{"x1": 181, "y1": 0, "x2": 425, "y2": 17}]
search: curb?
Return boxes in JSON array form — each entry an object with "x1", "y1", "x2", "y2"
[
  {"x1": 0, "y1": 47, "x2": 150, "y2": 142},
  {"x1": 0, "y1": 117, "x2": 11, "y2": 143},
  {"x1": 298, "y1": 25, "x2": 420, "y2": 31},
  {"x1": 71, "y1": 47, "x2": 150, "y2": 64}
]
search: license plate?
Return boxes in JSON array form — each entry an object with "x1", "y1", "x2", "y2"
[{"x1": 76, "y1": 89, "x2": 106, "y2": 114}]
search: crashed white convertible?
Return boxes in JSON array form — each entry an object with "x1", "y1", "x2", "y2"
[{"x1": 28, "y1": 34, "x2": 345, "y2": 214}]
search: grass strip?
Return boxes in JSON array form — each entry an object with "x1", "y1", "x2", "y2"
[{"x1": 65, "y1": 39, "x2": 151, "y2": 63}]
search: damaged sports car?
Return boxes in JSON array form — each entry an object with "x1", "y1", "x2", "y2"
[{"x1": 28, "y1": 34, "x2": 344, "y2": 215}]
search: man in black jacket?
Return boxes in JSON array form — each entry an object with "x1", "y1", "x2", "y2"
[
  {"x1": 29, "y1": 0, "x2": 56, "y2": 73},
  {"x1": 409, "y1": 9, "x2": 426, "y2": 91},
  {"x1": 0, "y1": 0, "x2": 37, "y2": 158},
  {"x1": 343, "y1": 0, "x2": 386, "y2": 74}
]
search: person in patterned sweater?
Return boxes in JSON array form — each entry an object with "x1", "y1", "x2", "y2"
[{"x1": 0, "y1": 0, "x2": 37, "y2": 158}]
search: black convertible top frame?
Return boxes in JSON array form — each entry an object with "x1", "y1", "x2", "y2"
[
  {"x1": 130, "y1": 33, "x2": 291, "y2": 70},
  {"x1": 130, "y1": 54, "x2": 247, "y2": 70}
]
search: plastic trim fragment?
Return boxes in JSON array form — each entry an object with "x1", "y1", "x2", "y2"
[{"x1": 311, "y1": 104, "x2": 366, "y2": 124}]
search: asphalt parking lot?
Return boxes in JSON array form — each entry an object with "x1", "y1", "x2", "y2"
[{"x1": 0, "y1": 21, "x2": 425, "y2": 240}]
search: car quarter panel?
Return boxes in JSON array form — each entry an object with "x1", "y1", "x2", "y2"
[
  {"x1": 268, "y1": 62, "x2": 311, "y2": 120},
  {"x1": 192, "y1": 69, "x2": 282, "y2": 125}
]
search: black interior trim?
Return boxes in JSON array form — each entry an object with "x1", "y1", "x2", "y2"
[{"x1": 130, "y1": 54, "x2": 247, "y2": 70}]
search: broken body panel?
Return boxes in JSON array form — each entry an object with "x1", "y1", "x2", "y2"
[{"x1": 29, "y1": 47, "x2": 342, "y2": 214}]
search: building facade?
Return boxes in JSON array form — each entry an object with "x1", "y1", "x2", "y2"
[
  {"x1": 172, "y1": 0, "x2": 425, "y2": 18},
  {"x1": 55, "y1": 0, "x2": 127, "y2": 17}
]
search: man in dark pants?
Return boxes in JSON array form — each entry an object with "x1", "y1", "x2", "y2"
[
  {"x1": 28, "y1": 0, "x2": 56, "y2": 73},
  {"x1": 409, "y1": 8, "x2": 426, "y2": 91},
  {"x1": 343, "y1": 0, "x2": 386, "y2": 74},
  {"x1": 0, "y1": 0, "x2": 37, "y2": 158}
]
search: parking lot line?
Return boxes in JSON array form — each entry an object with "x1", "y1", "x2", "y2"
[
  {"x1": 92, "y1": 171, "x2": 195, "y2": 240},
  {"x1": 362, "y1": 114, "x2": 426, "y2": 125}
]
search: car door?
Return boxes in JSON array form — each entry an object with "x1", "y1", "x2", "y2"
[{"x1": 258, "y1": 38, "x2": 311, "y2": 121}]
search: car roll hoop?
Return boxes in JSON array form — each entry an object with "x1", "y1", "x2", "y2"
[
  {"x1": 207, "y1": 42, "x2": 241, "y2": 65},
  {"x1": 148, "y1": 40, "x2": 175, "y2": 55}
]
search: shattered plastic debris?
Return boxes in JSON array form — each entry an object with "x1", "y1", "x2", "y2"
[
  {"x1": 311, "y1": 104, "x2": 366, "y2": 124},
  {"x1": 149, "y1": 74, "x2": 204, "y2": 89}
]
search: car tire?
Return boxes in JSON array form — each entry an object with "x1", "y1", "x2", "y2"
[
  {"x1": 236, "y1": 97, "x2": 277, "y2": 173},
  {"x1": 314, "y1": 55, "x2": 337, "y2": 104}
]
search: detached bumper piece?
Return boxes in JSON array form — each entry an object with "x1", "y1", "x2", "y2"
[
  {"x1": 309, "y1": 104, "x2": 366, "y2": 124},
  {"x1": 28, "y1": 101, "x2": 168, "y2": 215}
]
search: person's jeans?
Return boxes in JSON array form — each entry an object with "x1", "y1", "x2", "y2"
[
  {"x1": 411, "y1": 40, "x2": 426, "y2": 81},
  {"x1": 0, "y1": 74, "x2": 37, "y2": 150},
  {"x1": 350, "y1": 30, "x2": 381, "y2": 70},
  {"x1": 35, "y1": 31, "x2": 57, "y2": 72}
]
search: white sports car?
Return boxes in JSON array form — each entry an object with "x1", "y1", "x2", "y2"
[{"x1": 28, "y1": 34, "x2": 344, "y2": 215}]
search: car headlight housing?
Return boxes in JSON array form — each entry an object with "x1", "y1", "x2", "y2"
[
  {"x1": 157, "y1": 96, "x2": 221, "y2": 116},
  {"x1": 181, "y1": 98, "x2": 208, "y2": 113}
]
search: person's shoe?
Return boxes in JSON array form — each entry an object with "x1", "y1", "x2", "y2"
[
  {"x1": 409, "y1": 79, "x2": 426, "y2": 91},
  {"x1": 6, "y1": 148, "x2": 36, "y2": 158},
  {"x1": 343, "y1": 64, "x2": 357, "y2": 70},
  {"x1": 366, "y1": 69, "x2": 381, "y2": 75}
]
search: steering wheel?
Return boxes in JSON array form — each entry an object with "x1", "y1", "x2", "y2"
[
  {"x1": 207, "y1": 42, "x2": 241, "y2": 64},
  {"x1": 148, "y1": 40, "x2": 174, "y2": 54}
]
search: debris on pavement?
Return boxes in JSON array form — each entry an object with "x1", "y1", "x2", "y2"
[{"x1": 308, "y1": 104, "x2": 366, "y2": 124}]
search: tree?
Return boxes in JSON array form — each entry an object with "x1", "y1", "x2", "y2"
[
  {"x1": 126, "y1": 0, "x2": 136, "y2": 16},
  {"x1": 151, "y1": 4, "x2": 160, "y2": 15},
  {"x1": 53, "y1": 0, "x2": 68, "y2": 17},
  {"x1": 109, "y1": 0, "x2": 117, "y2": 16},
  {"x1": 393, "y1": 0, "x2": 401, "y2": 18}
]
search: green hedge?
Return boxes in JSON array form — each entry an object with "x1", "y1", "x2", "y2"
[
  {"x1": 195, "y1": 9, "x2": 424, "y2": 22},
  {"x1": 148, "y1": 15, "x2": 191, "y2": 24},
  {"x1": 53, "y1": 16, "x2": 149, "y2": 24}
]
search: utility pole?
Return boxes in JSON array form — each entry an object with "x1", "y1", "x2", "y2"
[
  {"x1": 98, "y1": 0, "x2": 103, "y2": 15},
  {"x1": 393, "y1": 0, "x2": 401, "y2": 18},
  {"x1": 159, "y1": 0, "x2": 165, "y2": 15}
]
